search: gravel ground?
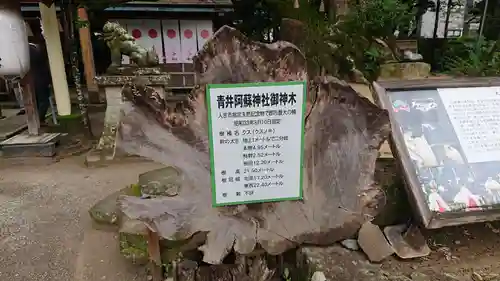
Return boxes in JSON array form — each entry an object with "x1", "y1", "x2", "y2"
[{"x1": 0, "y1": 158, "x2": 163, "y2": 281}]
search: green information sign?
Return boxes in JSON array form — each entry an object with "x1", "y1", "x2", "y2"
[{"x1": 206, "y1": 81, "x2": 307, "y2": 206}]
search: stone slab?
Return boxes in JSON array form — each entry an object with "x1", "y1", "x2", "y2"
[
  {"x1": 296, "y1": 246, "x2": 386, "y2": 281},
  {"x1": 358, "y1": 221, "x2": 395, "y2": 262},
  {"x1": 0, "y1": 132, "x2": 60, "y2": 158},
  {"x1": 384, "y1": 224, "x2": 431, "y2": 259},
  {"x1": 0, "y1": 114, "x2": 27, "y2": 141},
  {"x1": 84, "y1": 148, "x2": 151, "y2": 167}
]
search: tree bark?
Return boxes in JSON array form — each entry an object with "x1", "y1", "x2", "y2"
[{"x1": 117, "y1": 25, "x2": 390, "y2": 266}]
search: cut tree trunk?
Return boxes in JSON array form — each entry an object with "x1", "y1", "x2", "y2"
[{"x1": 117, "y1": 26, "x2": 390, "y2": 265}]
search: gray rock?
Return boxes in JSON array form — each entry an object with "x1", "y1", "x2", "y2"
[
  {"x1": 298, "y1": 246, "x2": 383, "y2": 281},
  {"x1": 358, "y1": 221, "x2": 395, "y2": 262},
  {"x1": 120, "y1": 216, "x2": 149, "y2": 235},
  {"x1": 472, "y1": 272, "x2": 483, "y2": 281},
  {"x1": 89, "y1": 187, "x2": 130, "y2": 227},
  {"x1": 384, "y1": 224, "x2": 430, "y2": 259},
  {"x1": 311, "y1": 271, "x2": 327, "y2": 281},
  {"x1": 341, "y1": 239, "x2": 360, "y2": 251},
  {"x1": 138, "y1": 166, "x2": 182, "y2": 197},
  {"x1": 389, "y1": 275, "x2": 412, "y2": 281},
  {"x1": 442, "y1": 273, "x2": 462, "y2": 281},
  {"x1": 118, "y1": 216, "x2": 149, "y2": 264},
  {"x1": 118, "y1": 231, "x2": 148, "y2": 265},
  {"x1": 410, "y1": 272, "x2": 429, "y2": 281}
]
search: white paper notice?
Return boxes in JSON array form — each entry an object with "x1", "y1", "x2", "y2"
[
  {"x1": 162, "y1": 20, "x2": 181, "y2": 63},
  {"x1": 123, "y1": 19, "x2": 163, "y2": 62},
  {"x1": 207, "y1": 81, "x2": 306, "y2": 206},
  {"x1": 179, "y1": 20, "x2": 198, "y2": 63},
  {"x1": 196, "y1": 20, "x2": 213, "y2": 51},
  {"x1": 438, "y1": 87, "x2": 500, "y2": 163}
]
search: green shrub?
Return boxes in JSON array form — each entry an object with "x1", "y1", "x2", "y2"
[{"x1": 440, "y1": 36, "x2": 500, "y2": 76}]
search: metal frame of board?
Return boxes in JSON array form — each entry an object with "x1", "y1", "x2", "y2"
[{"x1": 373, "y1": 77, "x2": 500, "y2": 229}]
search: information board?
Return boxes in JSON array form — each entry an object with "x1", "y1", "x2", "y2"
[
  {"x1": 438, "y1": 87, "x2": 500, "y2": 163},
  {"x1": 206, "y1": 81, "x2": 306, "y2": 206},
  {"x1": 387, "y1": 86, "x2": 500, "y2": 215}
]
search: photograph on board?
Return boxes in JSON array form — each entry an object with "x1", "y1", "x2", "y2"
[{"x1": 387, "y1": 89, "x2": 494, "y2": 213}]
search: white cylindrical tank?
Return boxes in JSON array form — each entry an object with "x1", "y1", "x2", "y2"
[{"x1": 0, "y1": 11, "x2": 30, "y2": 77}]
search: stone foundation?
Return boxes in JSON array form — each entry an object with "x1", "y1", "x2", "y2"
[
  {"x1": 85, "y1": 68, "x2": 170, "y2": 165},
  {"x1": 379, "y1": 62, "x2": 431, "y2": 80}
]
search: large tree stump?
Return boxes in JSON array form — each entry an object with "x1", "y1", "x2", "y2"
[{"x1": 117, "y1": 26, "x2": 390, "y2": 265}]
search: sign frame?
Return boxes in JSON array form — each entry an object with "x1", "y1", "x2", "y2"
[
  {"x1": 373, "y1": 77, "x2": 500, "y2": 229},
  {"x1": 206, "y1": 81, "x2": 307, "y2": 207}
]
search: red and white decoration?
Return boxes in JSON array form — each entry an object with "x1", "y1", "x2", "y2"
[
  {"x1": 179, "y1": 20, "x2": 198, "y2": 63},
  {"x1": 428, "y1": 191, "x2": 450, "y2": 213},
  {"x1": 110, "y1": 18, "x2": 215, "y2": 65},
  {"x1": 453, "y1": 186, "x2": 482, "y2": 211},
  {"x1": 196, "y1": 20, "x2": 213, "y2": 51},
  {"x1": 123, "y1": 19, "x2": 163, "y2": 63},
  {"x1": 162, "y1": 20, "x2": 182, "y2": 63}
]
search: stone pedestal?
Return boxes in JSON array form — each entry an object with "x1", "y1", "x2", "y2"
[
  {"x1": 379, "y1": 62, "x2": 431, "y2": 80},
  {"x1": 85, "y1": 67, "x2": 170, "y2": 166}
]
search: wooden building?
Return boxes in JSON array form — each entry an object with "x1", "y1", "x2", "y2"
[
  {"x1": 99, "y1": 0, "x2": 233, "y2": 90},
  {"x1": 20, "y1": 0, "x2": 233, "y2": 92}
]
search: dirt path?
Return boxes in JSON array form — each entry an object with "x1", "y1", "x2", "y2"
[
  {"x1": 0, "y1": 158, "x2": 163, "y2": 281},
  {"x1": 3, "y1": 156, "x2": 500, "y2": 281}
]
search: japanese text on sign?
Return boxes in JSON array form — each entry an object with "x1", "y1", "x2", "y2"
[
  {"x1": 207, "y1": 82, "x2": 306, "y2": 206},
  {"x1": 438, "y1": 87, "x2": 500, "y2": 163}
]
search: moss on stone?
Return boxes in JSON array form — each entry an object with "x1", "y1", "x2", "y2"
[
  {"x1": 56, "y1": 113, "x2": 85, "y2": 134},
  {"x1": 128, "y1": 183, "x2": 142, "y2": 197},
  {"x1": 119, "y1": 232, "x2": 149, "y2": 264}
]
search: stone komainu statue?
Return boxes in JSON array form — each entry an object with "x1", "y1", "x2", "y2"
[{"x1": 102, "y1": 21, "x2": 159, "y2": 68}]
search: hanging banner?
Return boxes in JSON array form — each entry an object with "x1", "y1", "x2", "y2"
[
  {"x1": 123, "y1": 19, "x2": 163, "y2": 63},
  {"x1": 179, "y1": 20, "x2": 198, "y2": 63},
  {"x1": 196, "y1": 20, "x2": 213, "y2": 51},
  {"x1": 162, "y1": 20, "x2": 181, "y2": 64}
]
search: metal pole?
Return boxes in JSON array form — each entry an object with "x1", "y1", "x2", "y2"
[{"x1": 478, "y1": 0, "x2": 489, "y2": 38}]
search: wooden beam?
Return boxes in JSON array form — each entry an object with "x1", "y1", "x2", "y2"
[
  {"x1": 21, "y1": 73, "x2": 41, "y2": 135},
  {"x1": 39, "y1": 1, "x2": 72, "y2": 116},
  {"x1": 146, "y1": 229, "x2": 163, "y2": 281},
  {"x1": 77, "y1": 7, "x2": 99, "y2": 102}
]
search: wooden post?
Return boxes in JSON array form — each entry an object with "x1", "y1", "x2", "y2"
[
  {"x1": 147, "y1": 229, "x2": 163, "y2": 281},
  {"x1": 39, "y1": 1, "x2": 72, "y2": 116},
  {"x1": 21, "y1": 74, "x2": 41, "y2": 135},
  {"x1": 77, "y1": 7, "x2": 99, "y2": 103}
]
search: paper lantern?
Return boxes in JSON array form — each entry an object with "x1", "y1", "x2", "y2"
[{"x1": 0, "y1": 11, "x2": 30, "y2": 77}]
